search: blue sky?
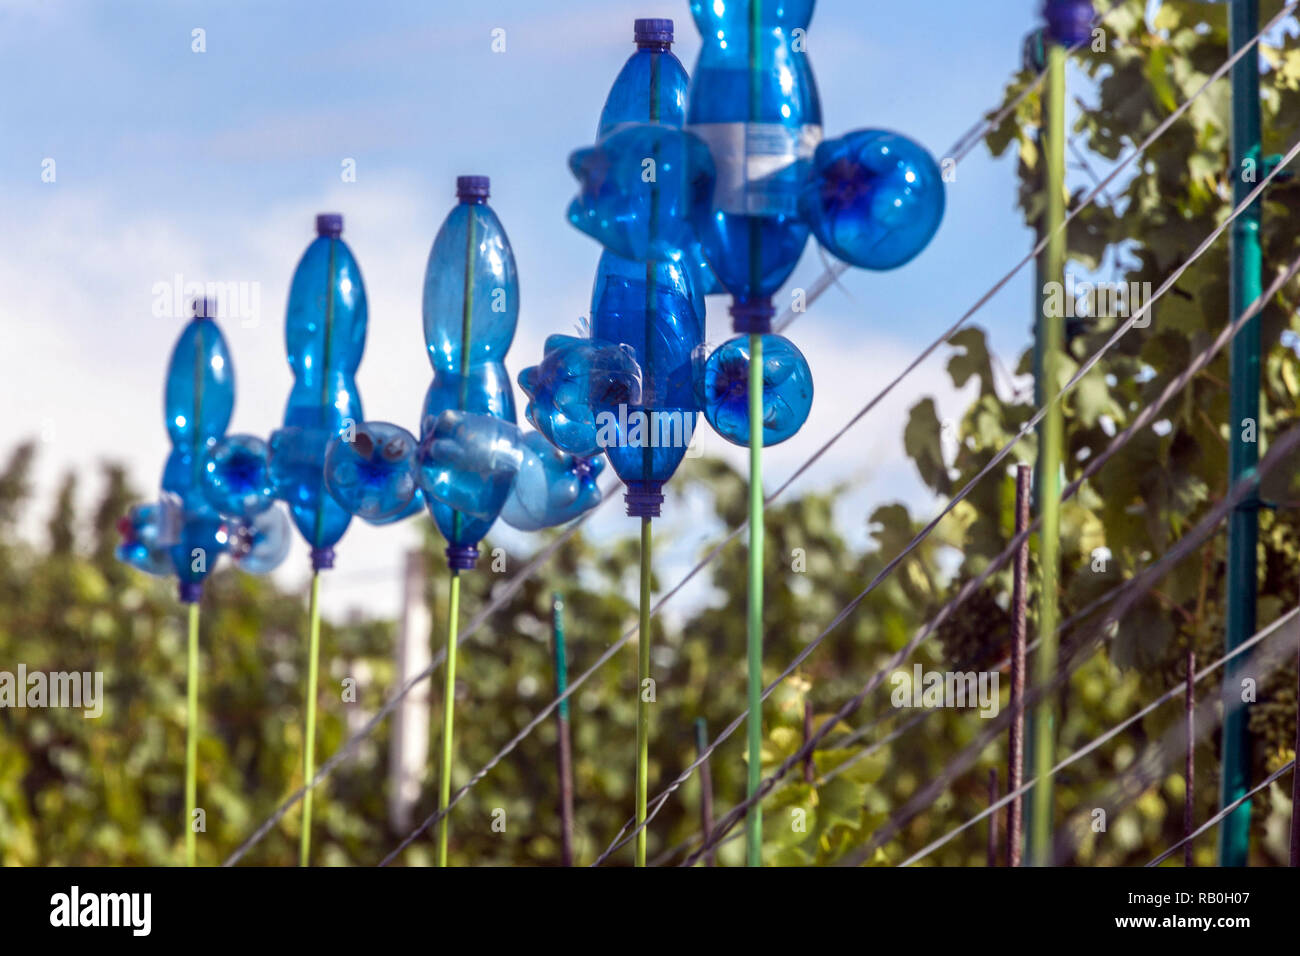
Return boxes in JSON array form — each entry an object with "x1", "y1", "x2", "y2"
[{"x1": 2, "y1": 0, "x2": 1065, "y2": 619}]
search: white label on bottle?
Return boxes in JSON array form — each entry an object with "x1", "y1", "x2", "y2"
[{"x1": 688, "y1": 122, "x2": 822, "y2": 216}]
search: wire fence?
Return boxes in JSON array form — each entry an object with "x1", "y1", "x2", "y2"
[
  {"x1": 681, "y1": 244, "x2": 1300, "y2": 866},
  {"x1": 598, "y1": 131, "x2": 1300, "y2": 866}
]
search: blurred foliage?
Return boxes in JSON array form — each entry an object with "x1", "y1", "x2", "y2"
[{"x1": 0, "y1": 439, "x2": 936, "y2": 866}]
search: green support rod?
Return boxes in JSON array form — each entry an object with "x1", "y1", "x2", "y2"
[
  {"x1": 635, "y1": 518, "x2": 652, "y2": 867},
  {"x1": 744, "y1": 0, "x2": 766, "y2": 870},
  {"x1": 552, "y1": 593, "x2": 575, "y2": 867},
  {"x1": 184, "y1": 601, "x2": 200, "y2": 867},
  {"x1": 299, "y1": 571, "x2": 322, "y2": 866},
  {"x1": 437, "y1": 570, "x2": 462, "y2": 867},
  {"x1": 633, "y1": 50, "x2": 660, "y2": 869},
  {"x1": 745, "y1": 332, "x2": 765, "y2": 867},
  {"x1": 1029, "y1": 39, "x2": 1066, "y2": 868},
  {"x1": 1220, "y1": 0, "x2": 1262, "y2": 867}
]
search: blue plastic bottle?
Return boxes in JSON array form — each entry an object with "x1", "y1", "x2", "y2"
[
  {"x1": 519, "y1": 333, "x2": 643, "y2": 459},
  {"x1": 270, "y1": 213, "x2": 367, "y2": 570},
  {"x1": 116, "y1": 500, "x2": 179, "y2": 577},
  {"x1": 160, "y1": 296, "x2": 235, "y2": 600},
  {"x1": 416, "y1": 410, "x2": 522, "y2": 521},
  {"x1": 685, "y1": 0, "x2": 822, "y2": 331},
  {"x1": 597, "y1": 18, "x2": 689, "y2": 139},
  {"x1": 324, "y1": 421, "x2": 423, "y2": 523},
  {"x1": 801, "y1": 129, "x2": 945, "y2": 271},
  {"x1": 501, "y1": 431, "x2": 606, "y2": 532},
  {"x1": 568, "y1": 19, "x2": 717, "y2": 289},
  {"x1": 421, "y1": 362, "x2": 515, "y2": 433},
  {"x1": 202, "y1": 433, "x2": 276, "y2": 519},
  {"x1": 568, "y1": 124, "x2": 715, "y2": 268},
  {"x1": 229, "y1": 506, "x2": 292, "y2": 575},
  {"x1": 602, "y1": 18, "x2": 717, "y2": 317},
  {"x1": 418, "y1": 177, "x2": 520, "y2": 569},
  {"x1": 589, "y1": 249, "x2": 702, "y2": 517},
  {"x1": 701, "y1": 333, "x2": 813, "y2": 447},
  {"x1": 602, "y1": 18, "x2": 717, "y2": 314},
  {"x1": 422, "y1": 178, "x2": 518, "y2": 371}
]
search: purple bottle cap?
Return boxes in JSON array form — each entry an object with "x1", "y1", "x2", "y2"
[
  {"x1": 316, "y1": 213, "x2": 344, "y2": 238},
  {"x1": 635, "y1": 18, "x2": 673, "y2": 49},
  {"x1": 730, "y1": 297, "x2": 776, "y2": 335},
  {"x1": 445, "y1": 544, "x2": 480, "y2": 571},
  {"x1": 456, "y1": 176, "x2": 490, "y2": 203},
  {"x1": 1042, "y1": 0, "x2": 1094, "y2": 47},
  {"x1": 178, "y1": 580, "x2": 203, "y2": 604},
  {"x1": 624, "y1": 480, "x2": 665, "y2": 519},
  {"x1": 190, "y1": 296, "x2": 219, "y2": 320},
  {"x1": 311, "y1": 546, "x2": 336, "y2": 571}
]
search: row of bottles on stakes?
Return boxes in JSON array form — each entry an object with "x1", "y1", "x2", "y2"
[
  {"x1": 116, "y1": 179, "x2": 611, "y2": 867},
  {"x1": 119, "y1": 4, "x2": 949, "y2": 599},
  {"x1": 114, "y1": 1, "x2": 949, "y2": 867},
  {"x1": 119, "y1": 194, "x2": 609, "y2": 592}
]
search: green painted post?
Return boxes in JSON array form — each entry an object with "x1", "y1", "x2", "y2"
[
  {"x1": 635, "y1": 518, "x2": 652, "y2": 867},
  {"x1": 745, "y1": 332, "x2": 765, "y2": 868},
  {"x1": 1028, "y1": 36, "x2": 1067, "y2": 868},
  {"x1": 1220, "y1": 0, "x2": 1262, "y2": 868},
  {"x1": 299, "y1": 573, "x2": 322, "y2": 866},
  {"x1": 743, "y1": 0, "x2": 766, "y2": 869},
  {"x1": 1023, "y1": 29, "x2": 1046, "y2": 859},
  {"x1": 184, "y1": 601, "x2": 200, "y2": 866},
  {"x1": 552, "y1": 593, "x2": 574, "y2": 866}
]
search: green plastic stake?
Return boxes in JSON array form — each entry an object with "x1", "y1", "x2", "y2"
[
  {"x1": 1029, "y1": 37, "x2": 1066, "y2": 868},
  {"x1": 635, "y1": 520, "x2": 652, "y2": 867},
  {"x1": 745, "y1": 332, "x2": 765, "y2": 868},
  {"x1": 437, "y1": 570, "x2": 462, "y2": 866},
  {"x1": 696, "y1": 717, "x2": 716, "y2": 867},
  {"x1": 744, "y1": 0, "x2": 767, "y2": 870},
  {"x1": 299, "y1": 572, "x2": 323, "y2": 866},
  {"x1": 1220, "y1": 0, "x2": 1262, "y2": 868},
  {"x1": 552, "y1": 593, "x2": 574, "y2": 866},
  {"x1": 185, "y1": 601, "x2": 200, "y2": 867}
]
